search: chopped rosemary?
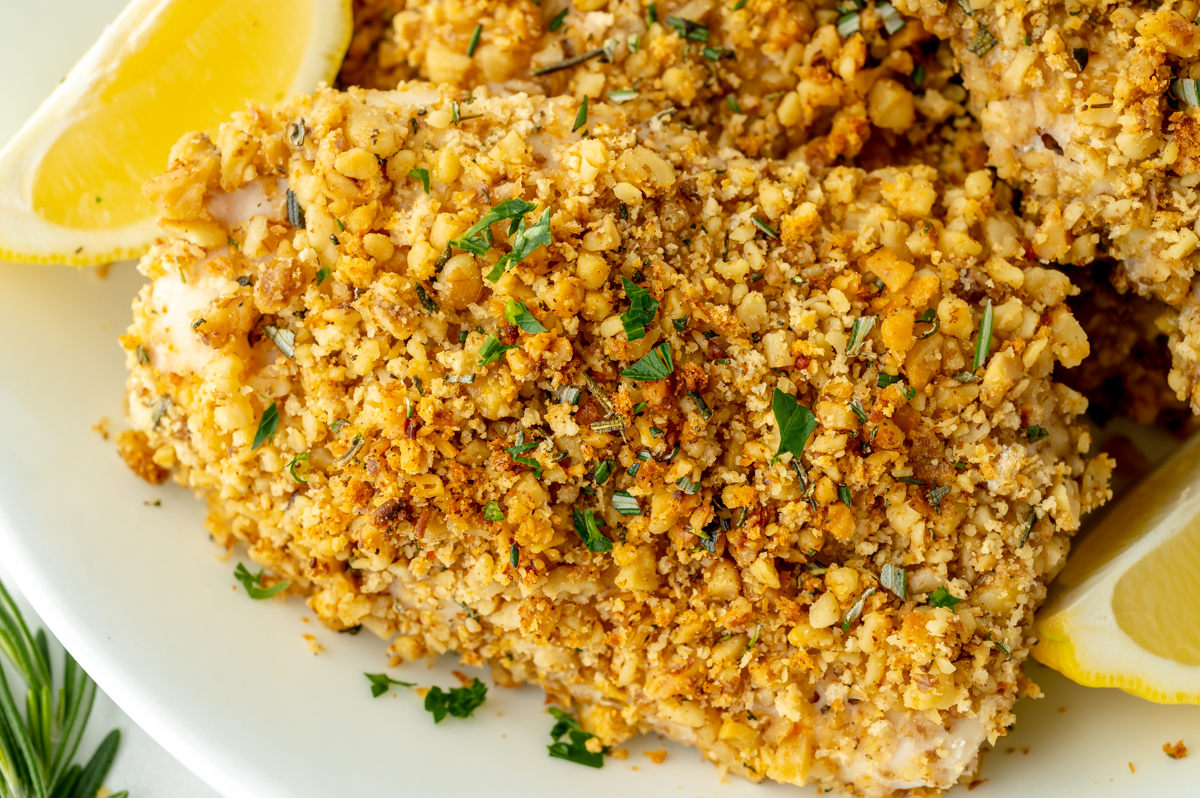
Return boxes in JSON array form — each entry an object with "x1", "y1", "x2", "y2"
[
  {"x1": 531, "y1": 39, "x2": 617, "y2": 76},
  {"x1": 972, "y1": 298, "x2": 993, "y2": 372},
  {"x1": 752, "y1": 216, "x2": 780, "y2": 239},
  {"x1": 548, "y1": 7, "x2": 568, "y2": 31},
  {"x1": 415, "y1": 283, "x2": 438, "y2": 314},
  {"x1": 286, "y1": 188, "x2": 305, "y2": 228},
  {"x1": 688, "y1": 390, "x2": 713, "y2": 420},
  {"x1": 608, "y1": 88, "x2": 640, "y2": 103},
  {"x1": 967, "y1": 25, "x2": 998, "y2": 57},
  {"x1": 466, "y1": 24, "x2": 482, "y2": 57},
  {"x1": 665, "y1": 16, "x2": 709, "y2": 42},
  {"x1": 612, "y1": 491, "x2": 642, "y2": 516},
  {"x1": 846, "y1": 316, "x2": 876, "y2": 356},
  {"x1": 573, "y1": 95, "x2": 588, "y2": 132}
]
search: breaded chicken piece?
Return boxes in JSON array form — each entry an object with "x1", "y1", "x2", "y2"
[
  {"x1": 339, "y1": 0, "x2": 970, "y2": 166},
  {"x1": 894, "y1": 0, "x2": 1200, "y2": 409},
  {"x1": 121, "y1": 85, "x2": 1112, "y2": 796}
]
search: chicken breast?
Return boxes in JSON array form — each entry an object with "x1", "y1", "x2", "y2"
[{"x1": 120, "y1": 84, "x2": 1112, "y2": 795}]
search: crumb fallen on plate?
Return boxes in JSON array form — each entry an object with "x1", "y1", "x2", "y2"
[
  {"x1": 92, "y1": 417, "x2": 110, "y2": 440},
  {"x1": 644, "y1": 749, "x2": 668, "y2": 764},
  {"x1": 967, "y1": 779, "x2": 987, "y2": 791},
  {"x1": 1164, "y1": 740, "x2": 1188, "y2": 759},
  {"x1": 611, "y1": 748, "x2": 628, "y2": 760},
  {"x1": 1129, "y1": 762, "x2": 1135, "y2": 774},
  {"x1": 143, "y1": 499, "x2": 161, "y2": 507},
  {"x1": 303, "y1": 633, "x2": 325, "y2": 655}
]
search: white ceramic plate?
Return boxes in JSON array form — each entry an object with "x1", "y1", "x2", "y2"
[{"x1": 2, "y1": 4, "x2": 1200, "y2": 798}]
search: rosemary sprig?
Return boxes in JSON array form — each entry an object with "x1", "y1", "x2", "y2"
[{"x1": 0, "y1": 578, "x2": 128, "y2": 798}]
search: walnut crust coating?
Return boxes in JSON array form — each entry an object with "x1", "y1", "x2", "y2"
[
  {"x1": 122, "y1": 86, "x2": 1111, "y2": 795},
  {"x1": 338, "y1": 0, "x2": 973, "y2": 166},
  {"x1": 893, "y1": 0, "x2": 1200, "y2": 409}
]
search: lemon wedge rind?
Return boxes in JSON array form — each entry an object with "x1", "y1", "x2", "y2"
[
  {"x1": 0, "y1": 0, "x2": 352, "y2": 266},
  {"x1": 1033, "y1": 435, "x2": 1200, "y2": 704}
]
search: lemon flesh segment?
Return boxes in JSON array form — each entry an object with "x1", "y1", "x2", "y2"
[
  {"x1": 0, "y1": 0, "x2": 352, "y2": 265},
  {"x1": 1033, "y1": 434, "x2": 1200, "y2": 703}
]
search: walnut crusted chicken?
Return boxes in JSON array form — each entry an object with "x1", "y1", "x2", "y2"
[
  {"x1": 893, "y1": 0, "x2": 1200, "y2": 410},
  {"x1": 340, "y1": 0, "x2": 971, "y2": 165},
  {"x1": 120, "y1": 85, "x2": 1112, "y2": 795}
]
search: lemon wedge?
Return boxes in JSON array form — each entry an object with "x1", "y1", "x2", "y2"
[
  {"x1": 0, "y1": 0, "x2": 352, "y2": 265},
  {"x1": 1033, "y1": 434, "x2": 1200, "y2": 703}
]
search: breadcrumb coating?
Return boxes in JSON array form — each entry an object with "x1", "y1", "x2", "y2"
[
  {"x1": 894, "y1": 0, "x2": 1200, "y2": 411},
  {"x1": 121, "y1": 85, "x2": 1112, "y2": 795},
  {"x1": 339, "y1": 0, "x2": 972, "y2": 166}
]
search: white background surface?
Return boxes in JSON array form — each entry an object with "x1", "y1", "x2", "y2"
[
  {"x1": 0, "y1": 1, "x2": 216, "y2": 794},
  {"x1": 0, "y1": 2, "x2": 1198, "y2": 798}
]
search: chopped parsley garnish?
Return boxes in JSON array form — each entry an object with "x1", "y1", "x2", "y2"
[
  {"x1": 752, "y1": 216, "x2": 780, "y2": 239},
  {"x1": 608, "y1": 89, "x2": 639, "y2": 103},
  {"x1": 688, "y1": 390, "x2": 713, "y2": 420},
  {"x1": 725, "y1": 95, "x2": 742, "y2": 113},
  {"x1": 547, "y1": 707, "x2": 608, "y2": 768},
  {"x1": 703, "y1": 46, "x2": 730, "y2": 60},
  {"x1": 926, "y1": 586, "x2": 962, "y2": 609},
  {"x1": 880, "y1": 564, "x2": 906, "y2": 601},
  {"x1": 286, "y1": 188, "x2": 305, "y2": 228},
  {"x1": 838, "y1": 485, "x2": 852, "y2": 507},
  {"x1": 573, "y1": 95, "x2": 588, "y2": 132},
  {"x1": 263, "y1": 324, "x2": 296, "y2": 358},
  {"x1": 991, "y1": 636, "x2": 1011, "y2": 659},
  {"x1": 1072, "y1": 47, "x2": 1089, "y2": 71},
  {"x1": 330, "y1": 418, "x2": 349, "y2": 433},
  {"x1": 572, "y1": 509, "x2": 613, "y2": 553},
  {"x1": 415, "y1": 283, "x2": 438, "y2": 314},
  {"x1": 365, "y1": 673, "x2": 415, "y2": 698},
  {"x1": 466, "y1": 24, "x2": 482, "y2": 57},
  {"x1": 287, "y1": 452, "x2": 309, "y2": 484},
  {"x1": 252, "y1": 401, "x2": 279, "y2": 450},
  {"x1": 676, "y1": 475, "x2": 701, "y2": 495},
  {"x1": 898, "y1": 476, "x2": 926, "y2": 486},
  {"x1": 594, "y1": 460, "x2": 615, "y2": 484},
  {"x1": 408, "y1": 168, "x2": 431, "y2": 194},
  {"x1": 632, "y1": 401, "x2": 649, "y2": 415},
  {"x1": 620, "y1": 343, "x2": 674, "y2": 381},
  {"x1": 483, "y1": 501, "x2": 505, "y2": 522},
  {"x1": 505, "y1": 300, "x2": 548, "y2": 333},
  {"x1": 612, "y1": 491, "x2": 642, "y2": 516},
  {"x1": 485, "y1": 207, "x2": 552, "y2": 282},
  {"x1": 841, "y1": 587, "x2": 876, "y2": 631},
  {"x1": 619, "y1": 277, "x2": 660, "y2": 341},
  {"x1": 452, "y1": 198, "x2": 538, "y2": 254},
  {"x1": 877, "y1": 372, "x2": 903, "y2": 388},
  {"x1": 673, "y1": 315, "x2": 690, "y2": 332},
  {"x1": 234, "y1": 562, "x2": 289, "y2": 600},
  {"x1": 478, "y1": 334, "x2": 517, "y2": 366},
  {"x1": 913, "y1": 64, "x2": 925, "y2": 88},
  {"x1": 972, "y1": 298, "x2": 993, "y2": 372},
  {"x1": 666, "y1": 16, "x2": 708, "y2": 41},
  {"x1": 916, "y1": 308, "x2": 939, "y2": 339},
  {"x1": 647, "y1": 3, "x2": 658, "y2": 24},
  {"x1": 554, "y1": 385, "x2": 581, "y2": 405},
  {"x1": 849, "y1": 398, "x2": 868, "y2": 423},
  {"x1": 316, "y1": 267, "x2": 331, "y2": 285},
  {"x1": 733, "y1": 0, "x2": 748, "y2": 8},
  {"x1": 510, "y1": 544, "x2": 519, "y2": 567},
  {"x1": 136, "y1": 345, "x2": 150, "y2": 365},
  {"x1": 549, "y1": 7, "x2": 568, "y2": 31},
  {"x1": 771, "y1": 388, "x2": 818, "y2": 465},
  {"x1": 1025, "y1": 425, "x2": 1049, "y2": 443},
  {"x1": 424, "y1": 678, "x2": 488, "y2": 723},
  {"x1": 506, "y1": 430, "x2": 542, "y2": 476}
]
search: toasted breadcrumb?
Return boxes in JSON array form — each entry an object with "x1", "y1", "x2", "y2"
[
  {"x1": 122, "y1": 83, "x2": 1113, "y2": 796},
  {"x1": 1165, "y1": 739, "x2": 1189, "y2": 759}
]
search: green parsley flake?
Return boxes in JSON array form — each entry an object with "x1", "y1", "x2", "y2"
[
  {"x1": 838, "y1": 485, "x2": 852, "y2": 507},
  {"x1": 424, "y1": 678, "x2": 487, "y2": 723},
  {"x1": 926, "y1": 586, "x2": 962, "y2": 608},
  {"x1": 547, "y1": 707, "x2": 609, "y2": 768},
  {"x1": 505, "y1": 300, "x2": 548, "y2": 333},
  {"x1": 478, "y1": 334, "x2": 517, "y2": 366},
  {"x1": 771, "y1": 389, "x2": 818, "y2": 465},
  {"x1": 666, "y1": 16, "x2": 708, "y2": 41},
  {"x1": 594, "y1": 460, "x2": 615, "y2": 485},
  {"x1": 572, "y1": 509, "x2": 613, "y2": 552},
  {"x1": 619, "y1": 277, "x2": 660, "y2": 340},
  {"x1": 234, "y1": 562, "x2": 288, "y2": 600},
  {"x1": 573, "y1": 95, "x2": 588, "y2": 133},
  {"x1": 620, "y1": 343, "x2": 674, "y2": 381},
  {"x1": 673, "y1": 315, "x2": 690, "y2": 332},
  {"x1": 252, "y1": 401, "x2": 279, "y2": 450},
  {"x1": 549, "y1": 7, "x2": 568, "y2": 31},
  {"x1": 485, "y1": 207, "x2": 552, "y2": 283},
  {"x1": 316, "y1": 267, "x2": 331, "y2": 285},
  {"x1": 466, "y1": 24, "x2": 482, "y2": 57},
  {"x1": 483, "y1": 501, "x2": 505, "y2": 522},
  {"x1": 408, "y1": 168, "x2": 431, "y2": 194},
  {"x1": 287, "y1": 452, "x2": 309, "y2": 484},
  {"x1": 365, "y1": 673, "x2": 415, "y2": 698}
]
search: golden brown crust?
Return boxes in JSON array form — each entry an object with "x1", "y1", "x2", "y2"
[{"x1": 123, "y1": 85, "x2": 1110, "y2": 795}]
